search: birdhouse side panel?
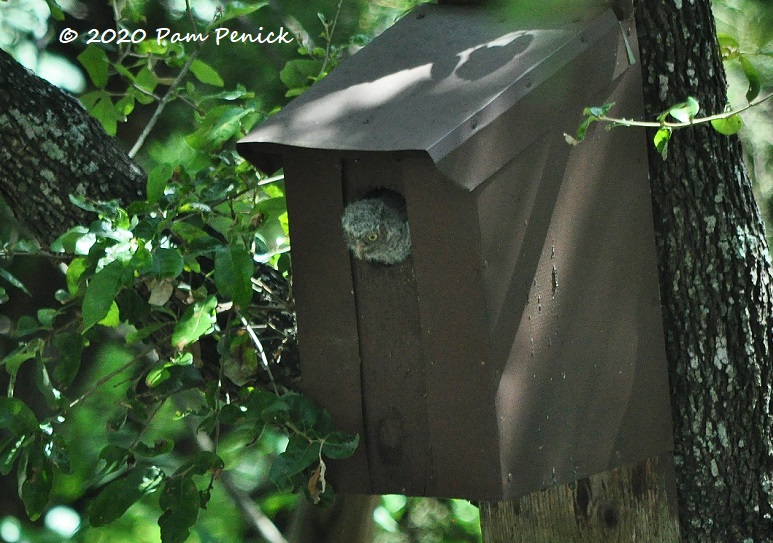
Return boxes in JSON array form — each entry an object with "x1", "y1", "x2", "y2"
[
  {"x1": 282, "y1": 153, "x2": 372, "y2": 493},
  {"x1": 480, "y1": 63, "x2": 672, "y2": 499}
]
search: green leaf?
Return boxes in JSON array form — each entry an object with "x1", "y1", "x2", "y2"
[
  {"x1": 190, "y1": 59, "x2": 224, "y2": 87},
  {"x1": 583, "y1": 102, "x2": 615, "y2": 118},
  {"x1": 242, "y1": 389, "x2": 280, "y2": 420},
  {"x1": 171, "y1": 222, "x2": 211, "y2": 243},
  {"x1": 98, "y1": 300, "x2": 120, "y2": 328},
  {"x1": 34, "y1": 358, "x2": 59, "y2": 409},
  {"x1": 262, "y1": 398, "x2": 290, "y2": 425},
  {"x1": 19, "y1": 439, "x2": 54, "y2": 520},
  {"x1": 82, "y1": 260, "x2": 130, "y2": 331},
  {"x1": 269, "y1": 436, "x2": 320, "y2": 492},
  {"x1": 44, "y1": 0, "x2": 65, "y2": 20},
  {"x1": 214, "y1": 245, "x2": 253, "y2": 308},
  {"x1": 80, "y1": 91, "x2": 124, "y2": 136},
  {"x1": 97, "y1": 444, "x2": 131, "y2": 475},
  {"x1": 45, "y1": 434, "x2": 72, "y2": 474},
  {"x1": 147, "y1": 163, "x2": 175, "y2": 204},
  {"x1": 185, "y1": 106, "x2": 250, "y2": 151},
  {"x1": 279, "y1": 59, "x2": 323, "y2": 93},
  {"x1": 739, "y1": 55, "x2": 761, "y2": 102},
  {"x1": 158, "y1": 476, "x2": 200, "y2": 543},
  {"x1": 52, "y1": 332, "x2": 83, "y2": 388},
  {"x1": 37, "y1": 308, "x2": 57, "y2": 327},
  {"x1": 284, "y1": 392, "x2": 334, "y2": 434},
  {"x1": 135, "y1": 67, "x2": 158, "y2": 95},
  {"x1": 0, "y1": 434, "x2": 29, "y2": 475},
  {"x1": 574, "y1": 103, "x2": 615, "y2": 143},
  {"x1": 10, "y1": 239, "x2": 39, "y2": 255},
  {"x1": 215, "y1": 1, "x2": 269, "y2": 25},
  {"x1": 151, "y1": 248, "x2": 185, "y2": 279},
  {"x1": 654, "y1": 127, "x2": 671, "y2": 158},
  {"x1": 717, "y1": 33, "x2": 740, "y2": 60},
  {"x1": 574, "y1": 116, "x2": 595, "y2": 143},
  {"x1": 125, "y1": 322, "x2": 166, "y2": 344},
  {"x1": 117, "y1": 288, "x2": 151, "y2": 324},
  {"x1": 13, "y1": 316, "x2": 40, "y2": 338},
  {"x1": 52, "y1": 227, "x2": 93, "y2": 255},
  {"x1": 65, "y1": 257, "x2": 89, "y2": 294},
  {"x1": 116, "y1": 93, "x2": 136, "y2": 115},
  {"x1": 89, "y1": 466, "x2": 165, "y2": 526},
  {"x1": 137, "y1": 39, "x2": 169, "y2": 56},
  {"x1": 1, "y1": 339, "x2": 45, "y2": 381},
  {"x1": 77, "y1": 45, "x2": 109, "y2": 88},
  {"x1": 0, "y1": 267, "x2": 31, "y2": 296},
  {"x1": 171, "y1": 296, "x2": 217, "y2": 349},
  {"x1": 174, "y1": 451, "x2": 224, "y2": 477},
  {"x1": 0, "y1": 397, "x2": 39, "y2": 437},
  {"x1": 711, "y1": 113, "x2": 743, "y2": 136},
  {"x1": 106, "y1": 409, "x2": 128, "y2": 433},
  {"x1": 667, "y1": 96, "x2": 700, "y2": 123},
  {"x1": 321, "y1": 432, "x2": 360, "y2": 460},
  {"x1": 145, "y1": 365, "x2": 204, "y2": 397},
  {"x1": 134, "y1": 439, "x2": 174, "y2": 458}
]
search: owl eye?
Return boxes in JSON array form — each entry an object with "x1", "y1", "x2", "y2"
[{"x1": 367, "y1": 232, "x2": 379, "y2": 242}]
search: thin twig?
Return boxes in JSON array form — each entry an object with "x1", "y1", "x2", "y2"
[
  {"x1": 319, "y1": 0, "x2": 344, "y2": 77},
  {"x1": 595, "y1": 91, "x2": 773, "y2": 129},
  {"x1": 128, "y1": 0, "x2": 211, "y2": 158},
  {"x1": 128, "y1": 51, "x2": 199, "y2": 158},
  {"x1": 239, "y1": 314, "x2": 279, "y2": 395},
  {"x1": 184, "y1": 407, "x2": 290, "y2": 543},
  {"x1": 68, "y1": 349, "x2": 151, "y2": 408}
]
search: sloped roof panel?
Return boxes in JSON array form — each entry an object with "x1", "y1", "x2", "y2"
[{"x1": 238, "y1": 5, "x2": 621, "y2": 186}]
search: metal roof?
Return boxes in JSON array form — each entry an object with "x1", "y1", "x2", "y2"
[{"x1": 238, "y1": 4, "x2": 622, "y2": 189}]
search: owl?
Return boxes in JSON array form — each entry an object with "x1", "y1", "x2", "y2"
[{"x1": 341, "y1": 192, "x2": 411, "y2": 265}]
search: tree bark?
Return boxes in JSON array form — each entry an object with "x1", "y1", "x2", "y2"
[
  {"x1": 0, "y1": 48, "x2": 145, "y2": 246},
  {"x1": 635, "y1": 0, "x2": 773, "y2": 540},
  {"x1": 482, "y1": 0, "x2": 773, "y2": 541}
]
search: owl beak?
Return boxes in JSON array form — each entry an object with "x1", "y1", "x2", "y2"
[{"x1": 353, "y1": 242, "x2": 365, "y2": 258}]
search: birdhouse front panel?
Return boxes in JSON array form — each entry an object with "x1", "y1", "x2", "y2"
[{"x1": 238, "y1": 4, "x2": 673, "y2": 500}]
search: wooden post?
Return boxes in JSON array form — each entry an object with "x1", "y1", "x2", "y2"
[{"x1": 479, "y1": 454, "x2": 680, "y2": 542}]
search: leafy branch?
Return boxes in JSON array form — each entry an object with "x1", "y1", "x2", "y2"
[
  {"x1": 568, "y1": 28, "x2": 773, "y2": 159},
  {"x1": 567, "y1": 92, "x2": 773, "y2": 158},
  {"x1": 0, "y1": 2, "x2": 360, "y2": 539}
]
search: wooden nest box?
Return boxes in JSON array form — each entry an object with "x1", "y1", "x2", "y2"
[{"x1": 238, "y1": 4, "x2": 673, "y2": 500}]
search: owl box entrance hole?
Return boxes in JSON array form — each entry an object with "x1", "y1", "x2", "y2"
[{"x1": 341, "y1": 189, "x2": 411, "y2": 265}]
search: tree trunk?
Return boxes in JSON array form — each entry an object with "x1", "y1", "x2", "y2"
[
  {"x1": 0, "y1": 48, "x2": 145, "y2": 246},
  {"x1": 636, "y1": 0, "x2": 773, "y2": 540}
]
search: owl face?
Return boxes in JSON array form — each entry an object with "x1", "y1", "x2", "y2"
[
  {"x1": 348, "y1": 227, "x2": 381, "y2": 260},
  {"x1": 341, "y1": 193, "x2": 411, "y2": 265}
]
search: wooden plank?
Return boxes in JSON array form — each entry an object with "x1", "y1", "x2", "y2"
[
  {"x1": 404, "y1": 157, "x2": 503, "y2": 499},
  {"x1": 283, "y1": 151, "x2": 371, "y2": 493},
  {"x1": 342, "y1": 156, "x2": 432, "y2": 495},
  {"x1": 480, "y1": 454, "x2": 680, "y2": 543}
]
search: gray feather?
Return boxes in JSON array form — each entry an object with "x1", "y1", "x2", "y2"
[{"x1": 341, "y1": 194, "x2": 411, "y2": 265}]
